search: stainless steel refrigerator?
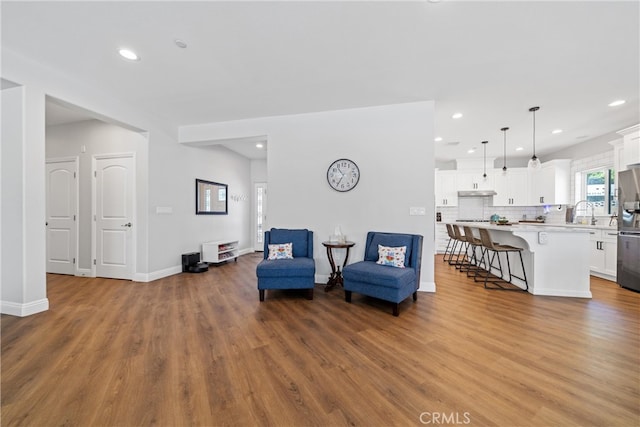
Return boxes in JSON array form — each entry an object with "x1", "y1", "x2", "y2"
[{"x1": 617, "y1": 168, "x2": 640, "y2": 291}]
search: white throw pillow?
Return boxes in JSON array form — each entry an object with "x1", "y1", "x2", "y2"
[
  {"x1": 267, "y1": 243, "x2": 293, "y2": 260},
  {"x1": 376, "y1": 244, "x2": 406, "y2": 268}
]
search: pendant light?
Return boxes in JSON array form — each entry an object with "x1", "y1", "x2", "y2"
[
  {"x1": 501, "y1": 127, "x2": 509, "y2": 174},
  {"x1": 482, "y1": 140, "x2": 488, "y2": 179},
  {"x1": 528, "y1": 106, "x2": 541, "y2": 170}
]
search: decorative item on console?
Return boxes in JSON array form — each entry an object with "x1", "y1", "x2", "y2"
[{"x1": 330, "y1": 226, "x2": 346, "y2": 243}]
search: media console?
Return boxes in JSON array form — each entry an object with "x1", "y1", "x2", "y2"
[{"x1": 202, "y1": 240, "x2": 239, "y2": 264}]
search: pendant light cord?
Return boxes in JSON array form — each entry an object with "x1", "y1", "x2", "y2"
[
  {"x1": 501, "y1": 127, "x2": 509, "y2": 172},
  {"x1": 529, "y1": 106, "x2": 540, "y2": 161},
  {"x1": 482, "y1": 140, "x2": 488, "y2": 178}
]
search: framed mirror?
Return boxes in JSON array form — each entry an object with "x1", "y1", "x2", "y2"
[{"x1": 195, "y1": 179, "x2": 228, "y2": 215}]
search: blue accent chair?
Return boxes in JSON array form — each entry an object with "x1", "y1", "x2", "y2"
[
  {"x1": 342, "y1": 231, "x2": 423, "y2": 316},
  {"x1": 256, "y1": 229, "x2": 316, "y2": 301}
]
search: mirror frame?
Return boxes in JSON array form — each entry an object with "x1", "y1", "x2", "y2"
[{"x1": 195, "y1": 179, "x2": 228, "y2": 215}]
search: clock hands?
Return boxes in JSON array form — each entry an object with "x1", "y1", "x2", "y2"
[{"x1": 327, "y1": 159, "x2": 359, "y2": 192}]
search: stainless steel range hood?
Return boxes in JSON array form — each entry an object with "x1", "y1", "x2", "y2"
[{"x1": 457, "y1": 190, "x2": 497, "y2": 197}]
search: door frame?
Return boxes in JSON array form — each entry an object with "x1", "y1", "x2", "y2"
[
  {"x1": 91, "y1": 152, "x2": 137, "y2": 279},
  {"x1": 253, "y1": 182, "x2": 268, "y2": 251},
  {"x1": 45, "y1": 156, "x2": 79, "y2": 276}
]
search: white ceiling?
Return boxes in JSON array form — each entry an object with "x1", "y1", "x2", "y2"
[{"x1": 3, "y1": 1, "x2": 639, "y2": 163}]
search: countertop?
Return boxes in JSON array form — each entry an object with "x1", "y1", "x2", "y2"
[{"x1": 450, "y1": 221, "x2": 617, "y2": 233}]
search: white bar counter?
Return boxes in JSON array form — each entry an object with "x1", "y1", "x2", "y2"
[{"x1": 450, "y1": 222, "x2": 592, "y2": 298}]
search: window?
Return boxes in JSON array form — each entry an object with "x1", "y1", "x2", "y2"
[{"x1": 575, "y1": 167, "x2": 617, "y2": 216}]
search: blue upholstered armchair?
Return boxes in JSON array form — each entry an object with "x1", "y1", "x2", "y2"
[
  {"x1": 342, "y1": 231, "x2": 423, "y2": 316},
  {"x1": 256, "y1": 229, "x2": 316, "y2": 301}
]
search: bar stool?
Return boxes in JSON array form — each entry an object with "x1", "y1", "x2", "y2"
[
  {"x1": 476, "y1": 228, "x2": 529, "y2": 291},
  {"x1": 462, "y1": 226, "x2": 486, "y2": 278},
  {"x1": 443, "y1": 224, "x2": 458, "y2": 264},
  {"x1": 451, "y1": 225, "x2": 471, "y2": 270}
]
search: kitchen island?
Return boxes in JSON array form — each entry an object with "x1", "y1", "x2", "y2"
[{"x1": 450, "y1": 222, "x2": 592, "y2": 298}]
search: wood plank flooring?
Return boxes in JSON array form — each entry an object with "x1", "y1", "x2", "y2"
[{"x1": 2, "y1": 253, "x2": 639, "y2": 426}]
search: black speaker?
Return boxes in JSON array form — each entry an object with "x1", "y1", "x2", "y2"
[{"x1": 182, "y1": 252, "x2": 208, "y2": 273}]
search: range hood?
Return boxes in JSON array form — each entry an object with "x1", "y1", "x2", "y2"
[{"x1": 457, "y1": 190, "x2": 497, "y2": 197}]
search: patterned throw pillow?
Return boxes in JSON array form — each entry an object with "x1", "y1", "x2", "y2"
[
  {"x1": 376, "y1": 244, "x2": 406, "y2": 268},
  {"x1": 267, "y1": 243, "x2": 293, "y2": 260}
]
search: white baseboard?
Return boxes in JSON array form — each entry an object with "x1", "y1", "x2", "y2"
[
  {"x1": 134, "y1": 265, "x2": 182, "y2": 282},
  {"x1": 419, "y1": 281, "x2": 436, "y2": 292},
  {"x1": 316, "y1": 274, "x2": 330, "y2": 284},
  {"x1": 531, "y1": 288, "x2": 593, "y2": 298},
  {"x1": 75, "y1": 268, "x2": 93, "y2": 278},
  {"x1": 590, "y1": 272, "x2": 616, "y2": 283},
  {"x1": 1, "y1": 298, "x2": 49, "y2": 317}
]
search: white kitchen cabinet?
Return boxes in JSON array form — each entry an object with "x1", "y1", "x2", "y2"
[
  {"x1": 493, "y1": 168, "x2": 529, "y2": 206},
  {"x1": 435, "y1": 170, "x2": 458, "y2": 207},
  {"x1": 435, "y1": 223, "x2": 450, "y2": 253},
  {"x1": 457, "y1": 169, "x2": 495, "y2": 191},
  {"x1": 588, "y1": 229, "x2": 617, "y2": 280},
  {"x1": 617, "y1": 124, "x2": 640, "y2": 167},
  {"x1": 609, "y1": 138, "x2": 626, "y2": 173},
  {"x1": 529, "y1": 159, "x2": 571, "y2": 205}
]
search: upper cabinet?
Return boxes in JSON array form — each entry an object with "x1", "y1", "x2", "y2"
[
  {"x1": 435, "y1": 170, "x2": 458, "y2": 207},
  {"x1": 457, "y1": 169, "x2": 495, "y2": 191},
  {"x1": 529, "y1": 159, "x2": 571, "y2": 205},
  {"x1": 493, "y1": 168, "x2": 529, "y2": 206},
  {"x1": 609, "y1": 138, "x2": 626, "y2": 173},
  {"x1": 617, "y1": 124, "x2": 640, "y2": 168}
]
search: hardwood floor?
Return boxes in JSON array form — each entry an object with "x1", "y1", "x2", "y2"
[{"x1": 2, "y1": 253, "x2": 639, "y2": 426}]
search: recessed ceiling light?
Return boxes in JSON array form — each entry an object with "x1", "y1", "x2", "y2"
[
  {"x1": 552, "y1": 129, "x2": 563, "y2": 134},
  {"x1": 434, "y1": 137, "x2": 443, "y2": 142},
  {"x1": 515, "y1": 147, "x2": 524, "y2": 151},
  {"x1": 256, "y1": 143, "x2": 264, "y2": 149},
  {"x1": 467, "y1": 148, "x2": 476, "y2": 154},
  {"x1": 452, "y1": 113, "x2": 463, "y2": 119},
  {"x1": 174, "y1": 39, "x2": 187, "y2": 49},
  {"x1": 118, "y1": 48, "x2": 140, "y2": 61},
  {"x1": 608, "y1": 99, "x2": 626, "y2": 107}
]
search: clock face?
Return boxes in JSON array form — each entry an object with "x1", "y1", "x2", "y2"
[{"x1": 327, "y1": 158, "x2": 360, "y2": 192}]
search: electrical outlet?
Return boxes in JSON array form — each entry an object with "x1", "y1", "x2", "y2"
[{"x1": 538, "y1": 232, "x2": 548, "y2": 244}]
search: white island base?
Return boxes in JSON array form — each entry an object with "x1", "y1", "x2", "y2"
[{"x1": 454, "y1": 223, "x2": 592, "y2": 298}]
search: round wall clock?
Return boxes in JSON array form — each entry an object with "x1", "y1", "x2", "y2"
[{"x1": 327, "y1": 158, "x2": 360, "y2": 192}]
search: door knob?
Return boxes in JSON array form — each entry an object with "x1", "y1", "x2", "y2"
[{"x1": 122, "y1": 222, "x2": 132, "y2": 227}]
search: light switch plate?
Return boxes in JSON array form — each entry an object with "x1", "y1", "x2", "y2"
[
  {"x1": 156, "y1": 206, "x2": 173, "y2": 214},
  {"x1": 409, "y1": 207, "x2": 426, "y2": 216},
  {"x1": 538, "y1": 231, "x2": 548, "y2": 244}
]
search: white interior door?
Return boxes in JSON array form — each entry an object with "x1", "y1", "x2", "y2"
[
  {"x1": 94, "y1": 155, "x2": 135, "y2": 280},
  {"x1": 46, "y1": 158, "x2": 78, "y2": 275},
  {"x1": 254, "y1": 182, "x2": 268, "y2": 251}
]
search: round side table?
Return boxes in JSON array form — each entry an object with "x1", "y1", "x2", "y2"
[{"x1": 322, "y1": 241, "x2": 355, "y2": 292}]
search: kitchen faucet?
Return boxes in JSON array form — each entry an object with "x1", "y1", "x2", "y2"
[{"x1": 572, "y1": 200, "x2": 596, "y2": 225}]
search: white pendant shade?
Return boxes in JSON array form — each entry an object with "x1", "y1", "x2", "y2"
[
  {"x1": 528, "y1": 106, "x2": 541, "y2": 171},
  {"x1": 528, "y1": 156, "x2": 541, "y2": 170}
]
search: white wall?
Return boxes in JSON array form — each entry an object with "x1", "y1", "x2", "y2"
[
  {"x1": 180, "y1": 102, "x2": 437, "y2": 290},
  {"x1": 1, "y1": 47, "x2": 254, "y2": 312},
  {"x1": 147, "y1": 140, "x2": 252, "y2": 275},
  {"x1": 46, "y1": 120, "x2": 148, "y2": 270},
  {"x1": 2, "y1": 45, "x2": 435, "y2": 318},
  {"x1": 1, "y1": 84, "x2": 49, "y2": 316},
  {"x1": 45, "y1": 116, "x2": 254, "y2": 279}
]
